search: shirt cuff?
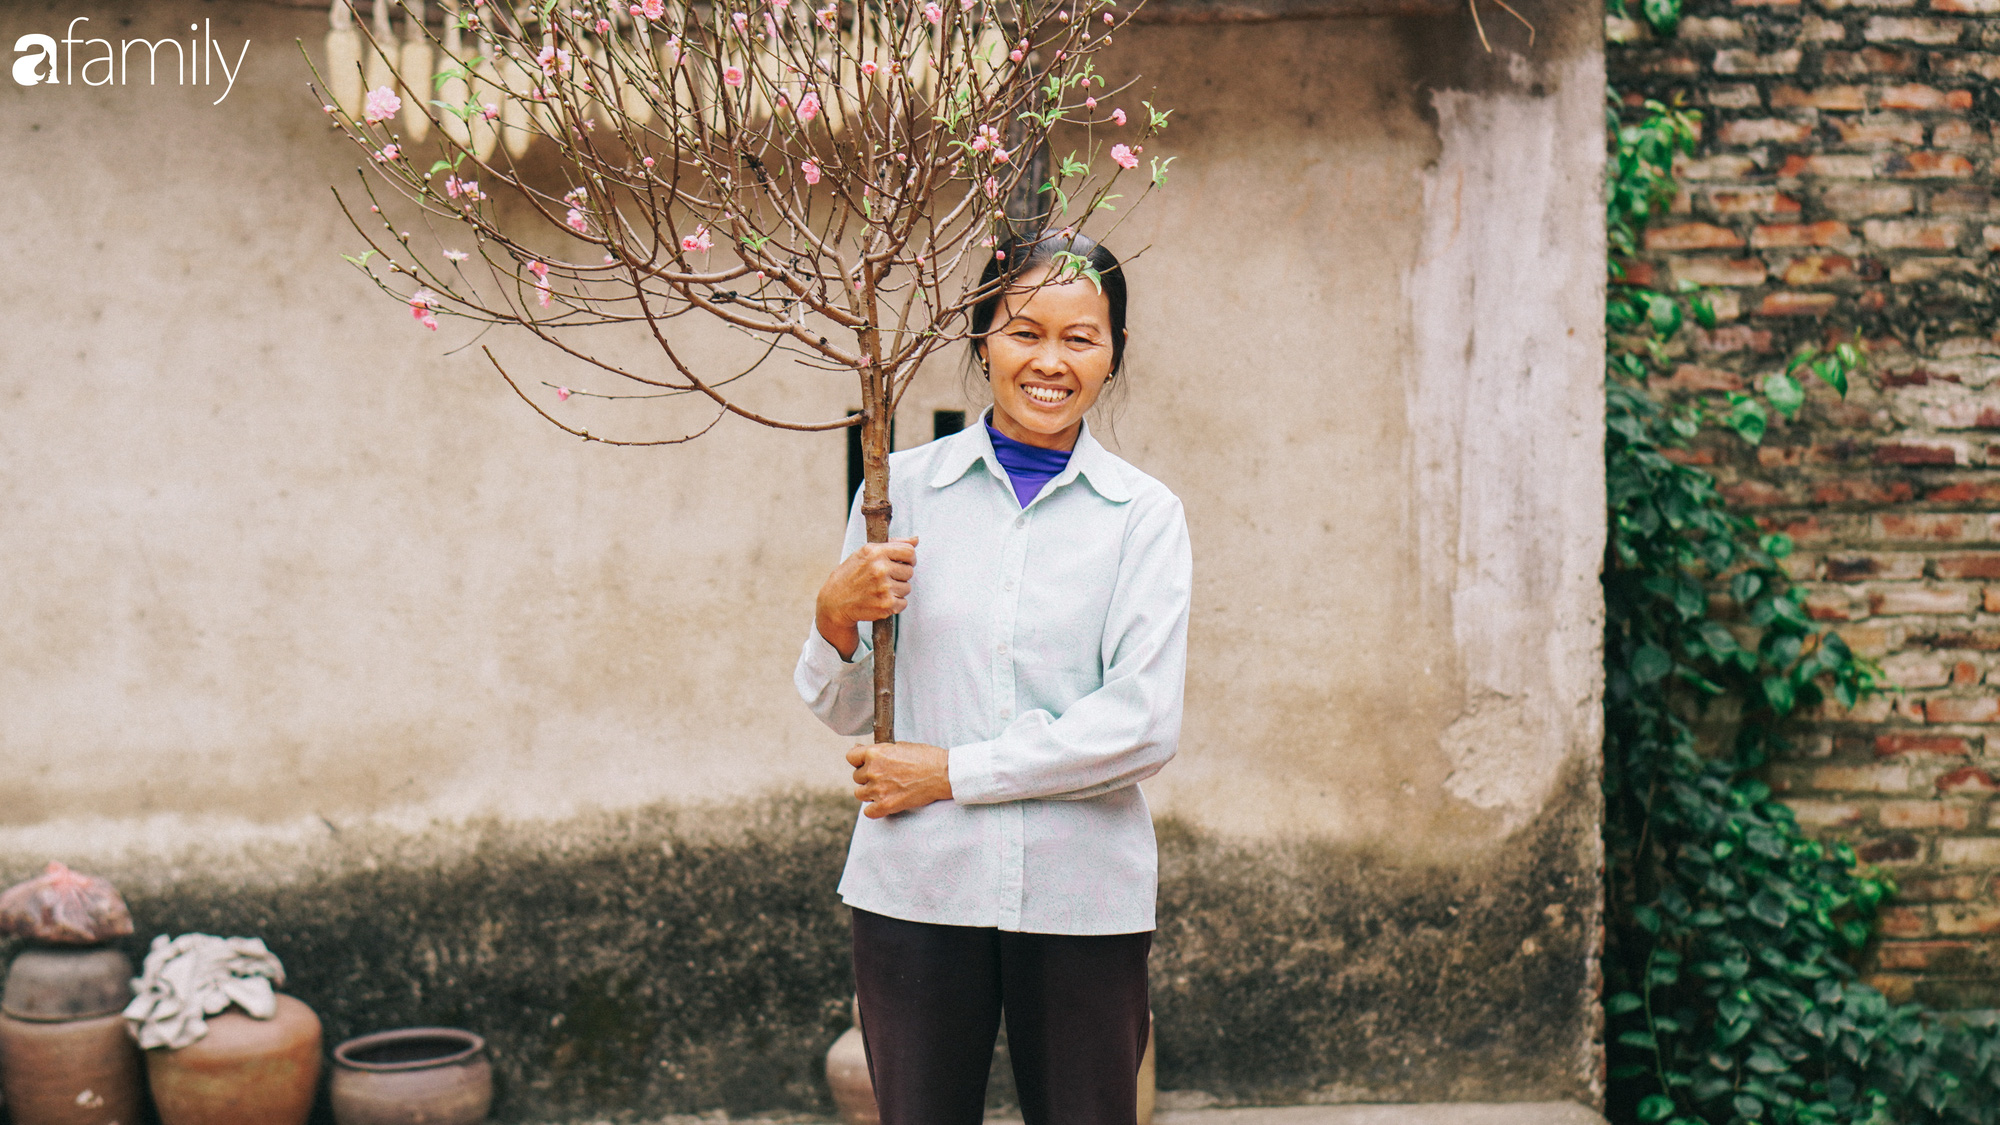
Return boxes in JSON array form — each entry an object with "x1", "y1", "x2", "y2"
[
  {"x1": 800, "y1": 624, "x2": 871, "y2": 679},
  {"x1": 947, "y1": 737, "x2": 1006, "y2": 805}
]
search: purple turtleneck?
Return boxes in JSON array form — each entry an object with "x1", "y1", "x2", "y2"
[{"x1": 986, "y1": 420, "x2": 1074, "y2": 509}]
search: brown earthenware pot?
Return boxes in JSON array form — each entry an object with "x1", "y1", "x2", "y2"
[
  {"x1": 0, "y1": 1011, "x2": 145, "y2": 1125},
  {"x1": 146, "y1": 993, "x2": 322, "y2": 1125},
  {"x1": 2, "y1": 945, "x2": 134, "y2": 1022},
  {"x1": 825, "y1": 1022, "x2": 877, "y2": 1125},
  {"x1": 330, "y1": 1027, "x2": 492, "y2": 1125}
]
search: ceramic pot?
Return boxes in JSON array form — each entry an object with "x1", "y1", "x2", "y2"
[
  {"x1": 1136, "y1": 1010, "x2": 1156, "y2": 1125},
  {"x1": 0, "y1": 1011, "x2": 144, "y2": 1125},
  {"x1": 825, "y1": 1023, "x2": 877, "y2": 1125},
  {"x1": 147, "y1": 993, "x2": 322, "y2": 1125},
  {"x1": 3, "y1": 945, "x2": 134, "y2": 1021},
  {"x1": 330, "y1": 1027, "x2": 492, "y2": 1125}
]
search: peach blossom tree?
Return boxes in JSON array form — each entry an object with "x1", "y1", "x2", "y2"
[{"x1": 312, "y1": 0, "x2": 1172, "y2": 739}]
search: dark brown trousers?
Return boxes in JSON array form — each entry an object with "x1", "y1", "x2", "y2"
[{"x1": 850, "y1": 908, "x2": 1152, "y2": 1125}]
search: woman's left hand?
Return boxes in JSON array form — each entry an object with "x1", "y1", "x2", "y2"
[{"x1": 847, "y1": 742, "x2": 953, "y2": 818}]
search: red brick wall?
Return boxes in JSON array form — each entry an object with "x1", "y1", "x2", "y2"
[{"x1": 1609, "y1": 6, "x2": 2000, "y2": 1009}]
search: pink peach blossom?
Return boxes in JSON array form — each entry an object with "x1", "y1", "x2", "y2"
[
  {"x1": 445, "y1": 249, "x2": 470, "y2": 261},
  {"x1": 798, "y1": 91, "x2": 820, "y2": 120},
  {"x1": 373, "y1": 144, "x2": 400, "y2": 162},
  {"x1": 983, "y1": 176, "x2": 1000, "y2": 198},
  {"x1": 923, "y1": 2, "x2": 942, "y2": 22},
  {"x1": 1104, "y1": 11, "x2": 1114, "y2": 20},
  {"x1": 724, "y1": 65, "x2": 745, "y2": 87},
  {"x1": 643, "y1": 156, "x2": 656, "y2": 167},
  {"x1": 566, "y1": 207, "x2": 589, "y2": 233},
  {"x1": 529, "y1": 260, "x2": 552, "y2": 307},
  {"x1": 861, "y1": 60, "x2": 878, "y2": 76},
  {"x1": 363, "y1": 86, "x2": 401, "y2": 123},
  {"x1": 641, "y1": 0, "x2": 665, "y2": 15},
  {"x1": 801, "y1": 159, "x2": 821, "y2": 185},
  {"x1": 682, "y1": 225, "x2": 713, "y2": 253},
  {"x1": 595, "y1": 17, "x2": 610, "y2": 34},
  {"x1": 1008, "y1": 48, "x2": 1023, "y2": 62},
  {"x1": 732, "y1": 11, "x2": 750, "y2": 32},
  {"x1": 1111, "y1": 107, "x2": 1126, "y2": 125},
  {"x1": 1084, "y1": 96, "x2": 1096, "y2": 109},
  {"x1": 410, "y1": 289, "x2": 440, "y2": 330},
  {"x1": 993, "y1": 146, "x2": 1010, "y2": 164},
  {"x1": 558, "y1": 386, "x2": 572, "y2": 400},
  {"x1": 1110, "y1": 143, "x2": 1137, "y2": 169}
]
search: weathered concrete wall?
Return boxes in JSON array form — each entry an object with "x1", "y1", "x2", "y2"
[{"x1": 0, "y1": 0, "x2": 1606, "y2": 1117}]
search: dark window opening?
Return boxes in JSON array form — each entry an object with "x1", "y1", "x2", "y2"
[{"x1": 846, "y1": 410, "x2": 897, "y2": 511}]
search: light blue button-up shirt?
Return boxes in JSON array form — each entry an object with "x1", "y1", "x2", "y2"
[{"x1": 795, "y1": 412, "x2": 1192, "y2": 935}]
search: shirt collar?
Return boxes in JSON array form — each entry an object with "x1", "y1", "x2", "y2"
[{"x1": 928, "y1": 408, "x2": 1132, "y2": 504}]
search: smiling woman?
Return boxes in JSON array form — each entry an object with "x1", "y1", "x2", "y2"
[
  {"x1": 973, "y1": 233, "x2": 1130, "y2": 452},
  {"x1": 795, "y1": 231, "x2": 1185, "y2": 1125}
]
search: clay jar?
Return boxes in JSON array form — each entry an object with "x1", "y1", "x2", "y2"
[
  {"x1": 330, "y1": 1027, "x2": 492, "y2": 1125},
  {"x1": 0, "y1": 945, "x2": 143, "y2": 1125},
  {"x1": 146, "y1": 993, "x2": 322, "y2": 1125}
]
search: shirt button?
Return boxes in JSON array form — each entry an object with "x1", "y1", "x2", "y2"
[
  {"x1": 1015, "y1": 515, "x2": 1027, "y2": 529},
  {"x1": 1004, "y1": 579, "x2": 1016, "y2": 591},
  {"x1": 998, "y1": 643, "x2": 1009, "y2": 655}
]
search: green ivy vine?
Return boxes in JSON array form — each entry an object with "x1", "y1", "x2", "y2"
[{"x1": 1602, "y1": 92, "x2": 2000, "y2": 1123}]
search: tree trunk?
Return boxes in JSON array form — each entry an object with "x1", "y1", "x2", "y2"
[{"x1": 860, "y1": 382, "x2": 896, "y2": 743}]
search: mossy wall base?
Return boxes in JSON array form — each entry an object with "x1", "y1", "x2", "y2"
[{"x1": 0, "y1": 788, "x2": 1596, "y2": 1123}]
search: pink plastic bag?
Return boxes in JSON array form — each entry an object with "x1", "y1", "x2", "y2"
[{"x1": 0, "y1": 862, "x2": 134, "y2": 944}]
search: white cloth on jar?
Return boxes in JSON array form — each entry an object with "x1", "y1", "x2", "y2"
[{"x1": 123, "y1": 933, "x2": 286, "y2": 1050}]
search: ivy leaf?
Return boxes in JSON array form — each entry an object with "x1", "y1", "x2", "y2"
[
  {"x1": 1632, "y1": 643, "x2": 1673, "y2": 685},
  {"x1": 1762, "y1": 371, "x2": 1805, "y2": 419},
  {"x1": 1691, "y1": 295, "x2": 1717, "y2": 330},
  {"x1": 1750, "y1": 889, "x2": 1790, "y2": 929},
  {"x1": 1725, "y1": 396, "x2": 1768, "y2": 445},
  {"x1": 1608, "y1": 992, "x2": 1646, "y2": 1015},
  {"x1": 1640, "y1": 0, "x2": 1682, "y2": 35},
  {"x1": 1638, "y1": 1094, "x2": 1676, "y2": 1122},
  {"x1": 1648, "y1": 293, "x2": 1683, "y2": 339}
]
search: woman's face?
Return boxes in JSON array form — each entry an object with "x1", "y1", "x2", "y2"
[{"x1": 979, "y1": 265, "x2": 1117, "y2": 451}]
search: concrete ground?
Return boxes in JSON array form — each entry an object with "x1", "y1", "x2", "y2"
[
  {"x1": 1144, "y1": 1106, "x2": 1607, "y2": 1125},
  {"x1": 568, "y1": 1103, "x2": 1609, "y2": 1125}
]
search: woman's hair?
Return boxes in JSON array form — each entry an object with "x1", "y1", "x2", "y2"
[{"x1": 969, "y1": 230, "x2": 1129, "y2": 377}]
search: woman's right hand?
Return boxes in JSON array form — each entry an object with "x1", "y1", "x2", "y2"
[{"x1": 815, "y1": 536, "x2": 918, "y2": 660}]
